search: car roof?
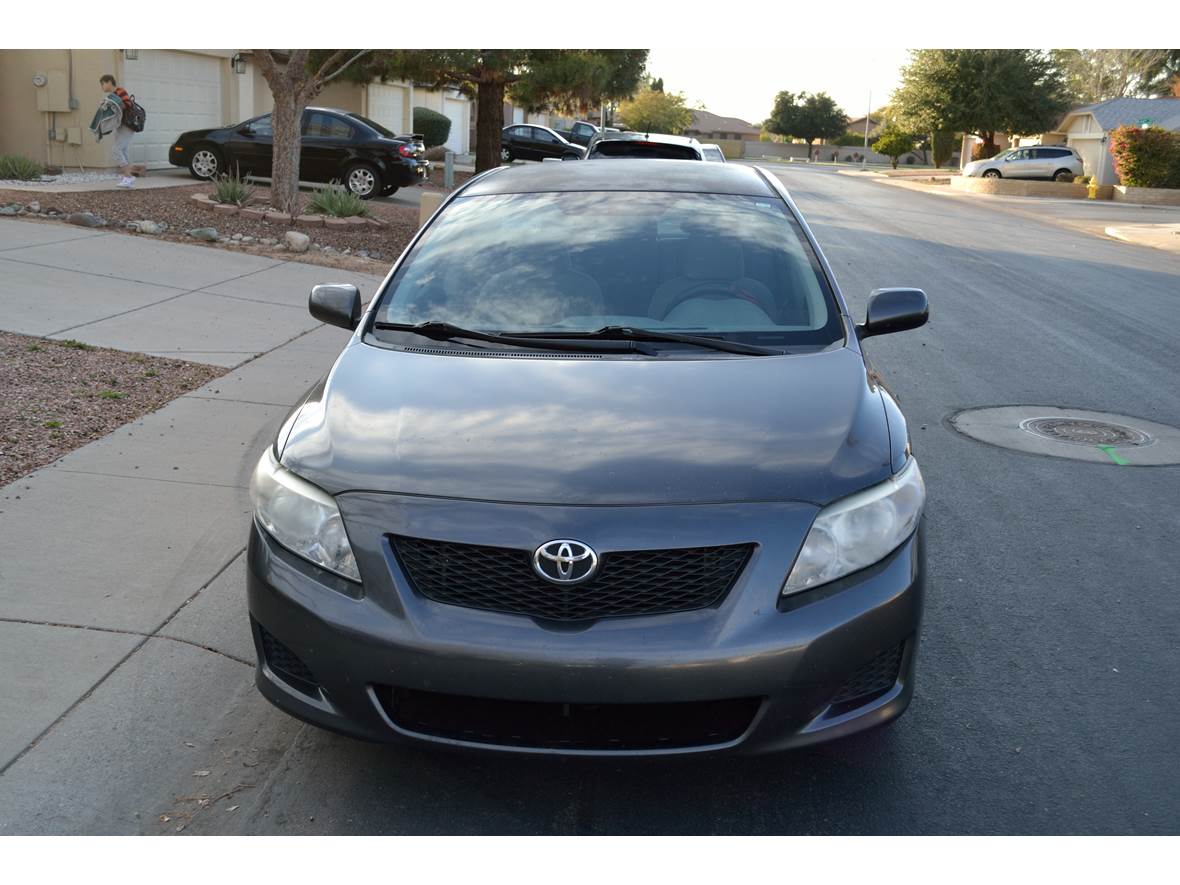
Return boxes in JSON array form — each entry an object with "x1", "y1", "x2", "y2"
[{"x1": 461, "y1": 158, "x2": 775, "y2": 196}]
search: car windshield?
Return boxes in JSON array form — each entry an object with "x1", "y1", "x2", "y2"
[
  {"x1": 349, "y1": 113, "x2": 395, "y2": 138},
  {"x1": 992, "y1": 149, "x2": 1015, "y2": 161},
  {"x1": 590, "y1": 140, "x2": 700, "y2": 160},
  {"x1": 373, "y1": 191, "x2": 844, "y2": 349}
]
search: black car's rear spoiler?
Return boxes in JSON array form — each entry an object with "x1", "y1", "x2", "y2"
[{"x1": 397, "y1": 133, "x2": 426, "y2": 143}]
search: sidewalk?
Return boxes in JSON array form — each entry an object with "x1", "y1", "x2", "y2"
[
  {"x1": 1104, "y1": 223, "x2": 1180, "y2": 254},
  {"x1": 0, "y1": 220, "x2": 382, "y2": 829}
]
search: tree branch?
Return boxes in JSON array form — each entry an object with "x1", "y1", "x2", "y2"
[{"x1": 319, "y1": 49, "x2": 372, "y2": 85}]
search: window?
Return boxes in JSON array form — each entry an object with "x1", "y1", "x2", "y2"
[
  {"x1": 304, "y1": 112, "x2": 355, "y2": 139},
  {"x1": 508, "y1": 126, "x2": 529, "y2": 138},
  {"x1": 533, "y1": 128, "x2": 559, "y2": 144},
  {"x1": 589, "y1": 140, "x2": 700, "y2": 160},
  {"x1": 246, "y1": 115, "x2": 272, "y2": 137},
  {"x1": 373, "y1": 191, "x2": 843, "y2": 350},
  {"x1": 350, "y1": 113, "x2": 395, "y2": 138}
]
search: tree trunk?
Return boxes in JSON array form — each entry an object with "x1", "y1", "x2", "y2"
[
  {"x1": 891, "y1": 156, "x2": 899, "y2": 169},
  {"x1": 270, "y1": 87, "x2": 305, "y2": 215},
  {"x1": 475, "y1": 78, "x2": 506, "y2": 173}
]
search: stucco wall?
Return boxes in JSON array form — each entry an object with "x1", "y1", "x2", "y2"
[
  {"x1": 0, "y1": 49, "x2": 121, "y2": 169},
  {"x1": 1112, "y1": 185, "x2": 1180, "y2": 206},
  {"x1": 951, "y1": 176, "x2": 1114, "y2": 200}
]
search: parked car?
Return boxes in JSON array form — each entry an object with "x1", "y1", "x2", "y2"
[
  {"x1": 247, "y1": 158, "x2": 930, "y2": 756},
  {"x1": 555, "y1": 120, "x2": 601, "y2": 146},
  {"x1": 585, "y1": 130, "x2": 704, "y2": 160},
  {"x1": 169, "y1": 106, "x2": 429, "y2": 198},
  {"x1": 962, "y1": 145, "x2": 1083, "y2": 181},
  {"x1": 701, "y1": 143, "x2": 727, "y2": 163},
  {"x1": 500, "y1": 124, "x2": 586, "y2": 163}
]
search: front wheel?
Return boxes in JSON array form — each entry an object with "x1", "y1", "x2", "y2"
[
  {"x1": 501, "y1": 147, "x2": 513, "y2": 164},
  {"x1": 982, "y1": 169, "x2": 1001, "y2": 179},
  {"x1": 188, "y1": 147, "x2": 221, "y2": 180},
  {"x1": 345, "y1": 163, "x2": 381, "y2": 200}
]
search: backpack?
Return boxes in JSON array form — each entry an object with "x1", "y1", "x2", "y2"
[{"x1": 118, "y1": 90, "x2": 146, "y2": 133}]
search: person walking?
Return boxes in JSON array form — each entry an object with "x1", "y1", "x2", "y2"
[{"x1": 96, "y1": 74, "x2": 136, "y2": 188}]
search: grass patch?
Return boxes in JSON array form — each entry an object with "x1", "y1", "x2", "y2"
[
  {"x1": 145, "y1": 369, "x2": 159, "y2": 378},
  {"x1": 27, "y1": 344, "x2": 42, "y2": 352},
  {"x1": 58, "y1": 339, "x2": 94, "y2": 351},
  {"x1": 0, "y1": 154, "x2": 45, "y2": 181},
  {"x1": 97, "y1": 389, "x2": 126, "y2": 400},
  {"x1": 43, "y1": 420, "x2": 62, "y2": 429},
  {"x1": 306, "y1": 181, "x2": 370, "y2": 218}
]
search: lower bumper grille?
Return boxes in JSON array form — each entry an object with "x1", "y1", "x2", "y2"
[
  {"x1": 391, "y1": 534, "x2": 754, "y2": 622},
  {"x1": 830, "y1": 642, "x2": 905, "y2": 711},
  {"x1": 257, "y1": 623, "x2": 318, "y2": 696},
  {"x1": 379, "y1": 686, "x2": 762, "y2": 751}
]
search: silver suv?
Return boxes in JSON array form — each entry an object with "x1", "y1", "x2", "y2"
[{"x1": 963, "y1": 146, "x2": 1084, "y2": 181}]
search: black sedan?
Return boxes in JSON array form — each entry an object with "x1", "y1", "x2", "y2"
[
  {"x1": 247, "y1": 159, "x2": 930, "y2": 756},
  {"x1": 169, "y1": 107, "x2": 429, "y2": 198},
  {"x1": 501, "y1": 124, "x2": 585, "y2": 163}
]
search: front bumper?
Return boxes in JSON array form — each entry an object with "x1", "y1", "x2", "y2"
[{"x1": 247, "y1": 500, "x2": 925, "y2": 757}]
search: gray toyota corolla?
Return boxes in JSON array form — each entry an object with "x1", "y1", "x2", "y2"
[{"x1": 247, "y1": 159, "x2": 929, "y2": 756}]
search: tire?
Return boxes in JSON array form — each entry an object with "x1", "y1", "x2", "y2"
[
  {"x1": 501, "y1": 147, "x2": 513, "y2": 164},
  {"x1": 379, "y1": 185, "x2": 399, "y2": 197},
  {"x1": 1053, "y1": 169, "x2": 1074, "y2": 182},
  {"x1": 188, "y1": 146, "x2": 221, "y2": 180},
  {"x1": 344, "y1": 163, "x2": 381, "y2": 200},
  {"x1": 982, "y1": 169, "x2": 1001, "y2": 179}
]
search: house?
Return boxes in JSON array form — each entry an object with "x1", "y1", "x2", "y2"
[
  {"x1": 684, "y1": 110, "x2": 761, "y2": 142},
  {"x1": 1035, "y1": 97, "x2": 1180, "y2": 185},
  {"x1": 0, "y1": 49, "x2": 472, "y2": 172},
  {"x1": 844, "y1": 115, "x2": 882, "y2": 140}
]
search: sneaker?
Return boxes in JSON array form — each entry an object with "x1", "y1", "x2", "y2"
[{"x1": 117, "y1": 176, "x2": 134, "y2": 188}]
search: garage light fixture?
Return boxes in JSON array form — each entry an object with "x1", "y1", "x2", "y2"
[
  {"x1": 232, "y1": 53, "x2": 247, "y2": 75},
  {"x1": 123, "y1": 49, "x2": 138, "y2": 61}
]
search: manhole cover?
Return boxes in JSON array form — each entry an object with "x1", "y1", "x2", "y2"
[
  {"x1": 1019, "y1": 417, "x2": 1151, "y2": 448},
  {"x1": 949, "y1": 406, "x2": 1180, "y2": 466}
]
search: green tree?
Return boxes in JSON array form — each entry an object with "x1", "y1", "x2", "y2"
[
  {"x1": 617, "y1": 87, "x2": 694, "y2": 134},
  {"x1": 892, "y1": 49, "x2": 1068, "y2": 154},
  {"x1": 1052, "y1": 49, "x2": 1172, "y2": 104},
  {"x1": 650, "y1": 77, "x2": 664, "y2": 93},
  {"x1": 359, "y1": 50, "x2": 647, "y2": 172},
  {"x1": 763, "y1": 91, "x2": 848, "y2": 154},
  {"x1": 872, "y1": 124, "x2": 917, "y2": 168},
  {"x1": 1141, "y1": 50, "x2": 1180, "y2": 97},
  {"x1": 931, "y1": 130, "x2": 957, "y2": 168}
]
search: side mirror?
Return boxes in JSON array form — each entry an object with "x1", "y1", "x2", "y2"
[
  {"x1": 309, "y1": 284, "x2": 362, "y2": 330},
  {"x1": 857, "y1": 288, "x2": 928, "y2": 339},
  {"x1": 237, "y1": 126, "x2": 254, "y2": 137}
]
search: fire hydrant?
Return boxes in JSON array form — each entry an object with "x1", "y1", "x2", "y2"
[{"x1": 1087, "y1": 178, "x2": 1099, "y2": 199}]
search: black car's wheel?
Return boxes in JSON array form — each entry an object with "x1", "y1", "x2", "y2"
[
  {"x1": 1053, "y1": 169, "x2": 1074, "y2": 182},
  {"x1": 380, "y1": 185, "x2": 400, "y2": 197},
  {"x1": 982, "y1": 169, "x2": 1001, "y2": 179},
  {"x1": 188, "y1": 146, "x2": 221, "y2": 180},
  {"x1": 501, "y1": 147, "x2": 514, "y2": 164},
  {"x1": 345, "y1": 163, "x2": 382, "y2": 200}
]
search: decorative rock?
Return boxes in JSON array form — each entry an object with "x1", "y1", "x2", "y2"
[
  {"x1": 231, "y1": 233, "x2": 242, "y2": 240},
  {"x1": 190, "y1": 193, "x2": 214, "y2": 205},
  {"x1": 239, "y1": 207, "x2": 267, "y2": 221},
  {"x1": 356, "y1": 250, "x2": 370, "y2": 259},
  {"x1": 259, "y1": 237, "x2": 277, "y2": 246},
  {"x1": 186, "y1": 227, "x2": 219, "y2": 242},
  {"x1": 26, "y1": 201, "x2": 40, "y2": 213},
  {"x1": 44, "y1": 206, "x2": 62, "y2": 215},
  {"x1": 67, "y1": 211, "x2": 103, "y2": 227},
  {"x1": 264, "y1": 210, "x2": 293, "y2": 224},
  {"x1": 324, "y1": 217, "x2": 351, "y2": 229},
  {"x1": 213, "y1": 203, "x2": 239, "y2": 215},
  {"x1": 0, "y1": 205, "x2": 19, "y2": 216},
  {"x1": 128, "y1": 219, "x2": 164, "y2": 235},
  {"x1": 241, "y1": 236, "x2": 255, "y2": 244},
  {"x1": 296, "y1": 214, "x2": 324, "y2": 227},
  {"x1": 283, "y1": 230, "x2": 311, "y2": 253}
]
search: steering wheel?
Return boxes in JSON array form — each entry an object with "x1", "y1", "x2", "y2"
[{"x1": 657, "y1": 280, "x2": 774, "y2": 322}]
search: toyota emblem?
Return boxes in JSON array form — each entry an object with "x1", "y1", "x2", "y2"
[{"x1": 532, "y1": 540, "x2": 599, "y2": 585}]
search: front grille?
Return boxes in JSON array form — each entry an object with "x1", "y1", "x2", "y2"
[
  {"x1": 829, "y1": 642, "x2": 904, "y2": 710},
  {"x1": 258, "y1": 624, "x2": 318, "y2": 696},
  {"x1": 379, "y1": 686, "x2": 761, "y2": 751},
  {"x1": 391, "y1": 535, "x2": 753, "y2": 622}
]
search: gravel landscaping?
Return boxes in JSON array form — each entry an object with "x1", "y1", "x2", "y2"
[
  {"x1": 0, "y1": 181, "x2": 422, "y2": 271},
  {"x1": 0, "y1": 331, "x2": 225, "y2": 487}
]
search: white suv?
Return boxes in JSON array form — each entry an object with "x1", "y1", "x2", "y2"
[{"x1": 963, "y1": 146, "x2": 1084, "y2": 181}]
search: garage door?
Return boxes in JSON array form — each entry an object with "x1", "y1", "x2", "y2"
[
  {"x1": 1070, "y1": 138, "x2": 1103, "y2": 181},
  {"x1": 121, "y1": 50, "x2": 224, "y2": 169},
  {"x1": 368, "y1": 84, "x2": 407, "y2": 135},
  {"x1": 443, "y1": 98, "x2": 468, "y2": 154}
]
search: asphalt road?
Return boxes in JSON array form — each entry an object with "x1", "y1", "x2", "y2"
[{"x1": 5, "y1": 165, "x2": 1179, "y2": 835}]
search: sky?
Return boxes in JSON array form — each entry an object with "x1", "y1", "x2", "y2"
[{"x1": 646, "y1": 48, "x2": 912, "y2": 125}]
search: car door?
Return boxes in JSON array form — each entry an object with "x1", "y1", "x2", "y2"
[
  {"x1": 531, "y1": 127, "x2": 566, "y2": 159},
  {"x1": 226, "y1": 114, "x2": 273, "y2": 177},
  {"x1": 505, "y1": 126, "x2": 531, "y2": 159},
  {"x1": 300, "y1": 110, "x2": 358, "y2": 184},
  {"x1": 1006, "y1": 148, "x2": 1039, "y2": 179}
]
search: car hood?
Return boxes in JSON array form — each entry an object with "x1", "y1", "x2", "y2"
[
  {"x1": 278, "y1": 340, "x2": 892, "y2": 506},
  {"x1": 178, "y1": 127, "x2": 219, "y2": 142}
]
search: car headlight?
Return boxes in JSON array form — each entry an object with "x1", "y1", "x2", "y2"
[
  {"x1": 250, "y1": 448, "x2": 361, "y2": 582},
  {"x1": 783, "y1": 458, "x2": 924, "y2": 596}
]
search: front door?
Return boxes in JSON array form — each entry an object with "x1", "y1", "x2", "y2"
[{"x1": 227, "y1": 114, "x2": 273, "y2": 177}]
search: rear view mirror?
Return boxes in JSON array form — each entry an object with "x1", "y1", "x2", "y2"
[
  {"x1": 857, "y1": 288, "x2": 928, "y2": 339},
  {"x1": 309, "y1": 284, "x2": 362, "y2": 330}
]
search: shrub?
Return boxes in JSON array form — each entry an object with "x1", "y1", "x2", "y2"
[
  {"x1": 423, "y1": 145, "x2": 447, "y2": 162},
  {"x1": 872, "y1": 124, "x2": 918, "y2": 169},
  {"x1": 972, "y1": 141, "x2": 1002, "y2": 161},
  {"x1": 905, "y1": 155, "x2": 916, "y2": 165},
  {"x1": 413, "y1": 107, "x2": 452, "y2": 149},
  {"x1": 832, "y1": 131, "x2": 865, "y2": 147},
  {"x1": 211, "y1": 166, "x2": 256, "y2": 206},
  {"x1": 306, "y1": 181, "x2": 370, "y2": 218},
  {"x1": 1109, "y1": 125, "x2": 1180, "y2": 189},
  {"x1": 0, "y1": 154, "x2": 45, "y2": 180},
  {"x1": 932, "y1": 130, "x2": 957, "y2": 168}
]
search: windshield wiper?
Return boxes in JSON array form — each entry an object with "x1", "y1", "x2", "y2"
[
  {"x1": 510, "y1": 326, "x2": 781, "y2": 356},
  {"x1": 370, "y1": 321, "x2": 641, "y2": 352}
]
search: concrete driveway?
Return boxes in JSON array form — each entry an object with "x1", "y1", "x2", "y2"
[{"x1": 0, "y1": 219, "x2": 383, "y2": 832}]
